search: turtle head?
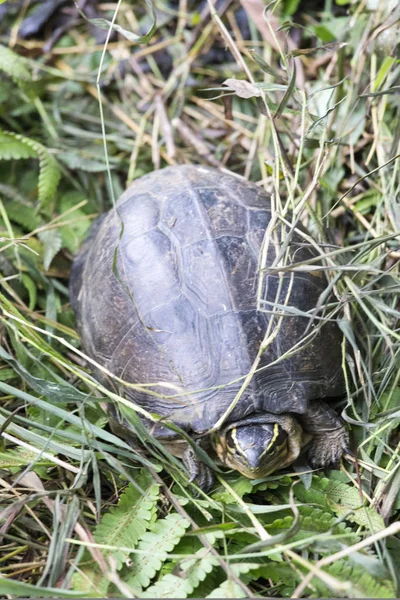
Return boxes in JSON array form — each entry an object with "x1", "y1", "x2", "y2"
[{"x1": 213, "y1": 422, "x2": 289, "y2": 479}]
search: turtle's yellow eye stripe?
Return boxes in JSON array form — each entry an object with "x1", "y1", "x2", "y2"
[
  {"x1": 258, "y1": 423, "x2": 280, "y2": 459},
  {"x1": 229, "y1": 427, "x2": 241, "y2": 454}
]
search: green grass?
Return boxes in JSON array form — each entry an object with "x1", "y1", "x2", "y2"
[{"x1": 0, "y1": 0, "x2": 399, "y2": 597}]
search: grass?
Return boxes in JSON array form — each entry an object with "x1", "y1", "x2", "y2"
[{"x1": 0, "y1": 0, "x2": 399, "y2": 597}]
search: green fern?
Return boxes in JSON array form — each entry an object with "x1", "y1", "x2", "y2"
[
  {"x1": 266, "y1": 505, "x2": 358, "y2": 543},
  {"x1": 294, "y1": 477, "x2": 385, "y2": 531},
  {"x1": 180, "y1": 551, "x2": 219, "y2": 593},
  {"x1": 0, "y1": 130, "x2": 60, "y2": 207},
  {"x1": 0, "y1": 45, "x2": 31, "y2": 82},
  {"x1": 72, "y1": 472, "x2": 159, "y2": 595},
  {"x1": 2, "y1": 199, "x2": 41, "y2": 229},
  {"x1": 207, "y1": 580, "x2": 247, "y2": 598},
  {"x1": 122, "y1": 513, "x2": 190, "y2": 590},
  {"x1": 315, "y1": 559, "x2": 396, "y2": 598},
  {"x1": 141, "y1": 574, "x2": 192, "y2": 599},
  {"x1": 142, "y1": 550, "x2": 218, "y2": 598},
  {"x1": 94, "y1": 471, "x2": 160, "y2": 569}
]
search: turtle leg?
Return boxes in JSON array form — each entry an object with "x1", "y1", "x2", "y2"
[
  {"x1": 183, "y1": 447, "x2": 214, "y2": 492},
  {"x1": 299, "y1": 401, "x2": 350, "y2": 468}
]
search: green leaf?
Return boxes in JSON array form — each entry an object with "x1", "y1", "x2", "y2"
[
  {"x1": 207, "y1": 580, "x2": 247, "y2": 598},
  {"x1": 248, "y1": 50, "x2": 283, "y2": 80},
  {"x1": 58, "y1": 191, "x2": 91, "y2": 254},
  {"x1": 141, "y1": 574, "x2": 192, "y2": 599},
  {"x1": 0, "y1": 45, "x2": 31, "y2": 82},
  {"x1": 373, "y1": 57, "x2": 396, "y2": 92},
  {"x1": 95, "y1": 472, "x2": 160, "y2": 569},
  {"x1": 274, "y1": 61, "x2": 296, "y2": 119},
  {"x1": 73, "y1": 472, "x2": 160, "y2": 595},
  {"x1": 3, "y1": 200, "x2": 41, "y2": 230},
  {"x1": 0, "y1": 130, "x2": 60, "y2": 207},
  {"x1": 0, "y1": 447, "x2": 51, "y2": 468},
  {"x1": 58, "y1": 151, "x2": 110, "y2": 173},
  {"x1": 330, "y1": 501, "x2": 385, "y2": 532},
  {"x1": 0, "y1": 368, "x2": 14, "y2": 381},
  {"x1": 314, "y1": 24, "x2": 336, "y2": 43},
  {"x1": 123, "y1": 513, "x2": 190, "y2": 590},
  {"x1": 0, "y1": 345, "x2": 99, "y2": 405},
  {"x1": 21, "y1": 274, "x2": 37, "y2": 310},
  {"x1": 282, "y1": 0, "x2": 301, "y2": 17},
  {"x1": 0, "y1": 131, "x2": 37, "y2": 160},
  {"x1": 180, "y1": 552, "x2": 218, "y2": 594},
  {"x1": 38, "y1": 229, "x2": 62, "y2": 270},
  {"x1": 212, "y1": 476, "x2": 253, "y2": 502},
  {"x1": 319, "y1": 560, "x2": 396, "y2": 598},
  {"x1": 294, "y1": 477, "x2": 385, "y2": 532}
]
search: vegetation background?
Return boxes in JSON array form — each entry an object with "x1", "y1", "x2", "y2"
[{"x1": 0, "y1": 0, "x2": 399, "y2": 597}]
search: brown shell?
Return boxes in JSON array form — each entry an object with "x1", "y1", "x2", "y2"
[{"x1": 70, "y1": 165, "x2": 344, "y2": 434}]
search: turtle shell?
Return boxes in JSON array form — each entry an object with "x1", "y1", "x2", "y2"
[{"x1": 70, "y1": 165, "x2": 344, "y2": 434}]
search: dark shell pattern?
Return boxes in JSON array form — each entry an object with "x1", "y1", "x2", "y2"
[{"x1": 70, "y1": 165, "x2": 344, "y2": 434}]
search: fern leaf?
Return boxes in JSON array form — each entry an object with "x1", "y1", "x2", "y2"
[
  {"x1": 294, "y1": 477, "x2": 385, "y2": 531},
  {"x1": 37, "y1": 147, "x2": 60, "y2": 207},
  {"x1": 180, "y1": 551, "x2": 218, "y2": 593},
  {"x1": 0, "y1": 45, "x2": 31, "y2": 82},
  {"x1": 123, "y1": 513, "x2": 190, "y2": 590},
  {"x1": 267, "y1": 506, "x2": 357, "y2": 543},
  {"x1": 325, "y1": 479, "x2": 366, "y2": 508},
  {"x1": 3, "y1": 200, "x2": 41, "y2": 229},
  {"x1": 325, "y1": 480, "x2": 385, "y2": 531},
  {"x1": 17, "y1": 135, "x2": 60, "y2": 207},
  {"x1": 144, "y1": 550, "x2": 218, "y2": 598},
  {"x1": 207, "y1": 580, "x2": 247, "y2": 598},
  {"x1": 332, "y1": 502, "x2": 385, "y2": 532},
  {"x1": 72, "y1": 472, "x2": 159, "y2": 595},
  {"x1": 141, "y1": 574, "x2": 192, "y2": 599},
  {"x1": 95, "y1": 471, "x2": 160, "y2": 569},
  {"x1": 0, "y1": 131, "x2": 37, "y2": 160},
  {"x1": 0, "y1": 130, "x2": 60, "y2": 207},
  {"x1": 317, "y1": 560, "x2": 396, "y2": 598}
]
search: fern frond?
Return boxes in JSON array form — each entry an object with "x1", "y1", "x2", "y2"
[
  {"x1": 317, "y1": 560, "x2": 396, "y2": 598},
  {"x1": 95, "y1": 471, "x2": 160, "y2": 569},
  {"x1": 294, "y1": 478, "x2": 385, "y2": 532},
  {"x1": 36, "y1": 144, "x2": 61, "y2": 208},
  {"x1": 143, "y1": 550, "x2": 219, "y2": 598},
  {"x1": 72, "y1": 472, "x2": 159, "y2": 595},
  {"x1": 0, "y1": 130, "x2": 60, "y2": 207},
  {"x1": 267, "y1": 506, "x2": 357, "y2": 544},
  {"x1": 0, "y1": 45, "x2": 31, "y2": 82},
  {"x1": 123, "y1": 513, "x2": 190, "y2": 590}
]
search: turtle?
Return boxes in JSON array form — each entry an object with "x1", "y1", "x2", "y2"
[{"x1": 70, "y1": 164, "x2": 349, "y2": 489}]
